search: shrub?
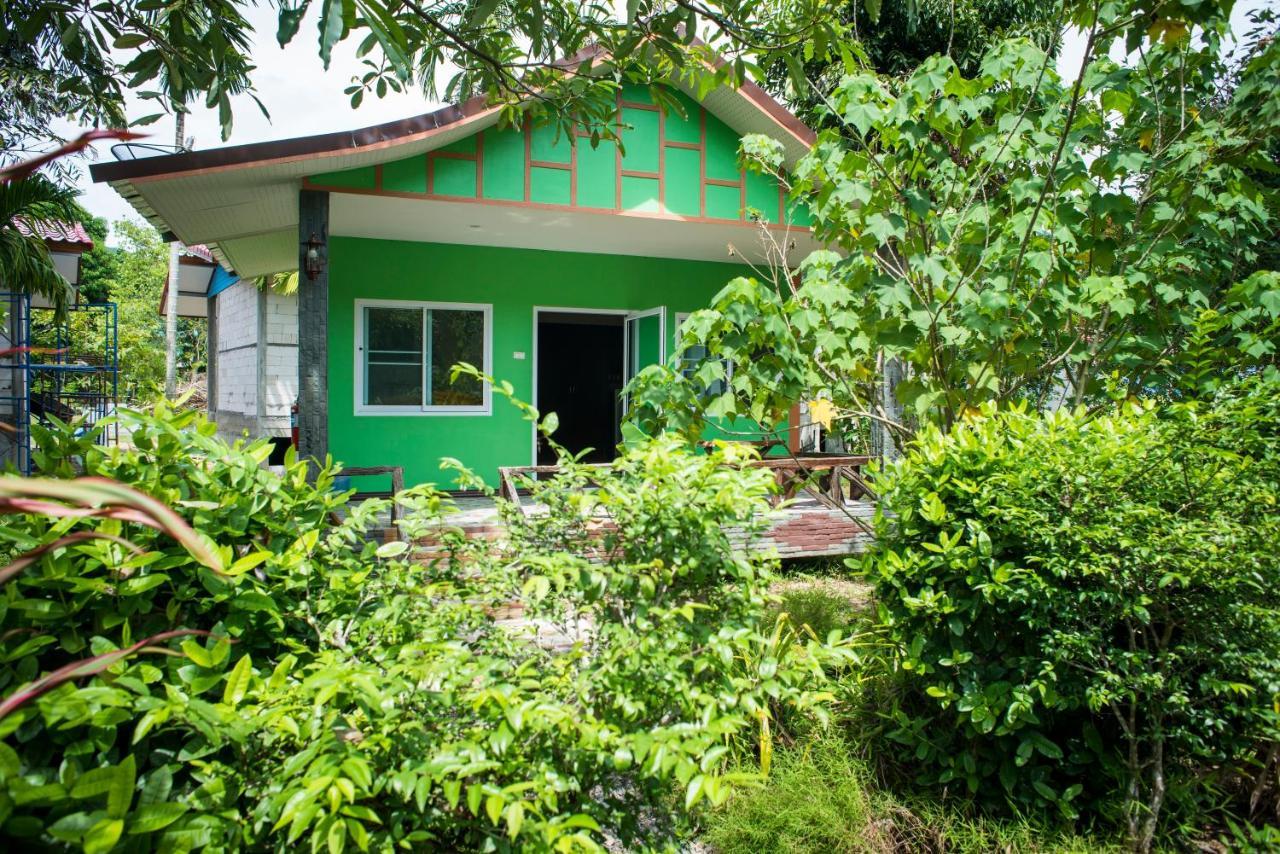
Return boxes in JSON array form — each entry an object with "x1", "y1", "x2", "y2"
[
  {"x1": 862, "y1": 381, "x2": 1280, "y2": 849},
  {"x1": 0, "y1": 402, "x2": 846, "y2": 851}
]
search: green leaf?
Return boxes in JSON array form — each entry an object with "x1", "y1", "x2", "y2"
[
  {"x1": 83, "y1": 818, "x2": 123, "y2": 854},
  {"x1": 375, "y1": 541, "x2": 408, "y2": 558},
  {"x1": 180, "y1": 639, "x2": 213, "y2": 668},
  {"x1": 127, "y1": 802, "x2": 187, "y2": 834},
  {"x1": 485, "y1": 794, "x2": 503, "y2": 825},
  {"x1": 223, "y1": 653, "x2": 253, "y2": 706},
  {"x1": 107, "y1": 754, "x2": 136, "y2": 818}
]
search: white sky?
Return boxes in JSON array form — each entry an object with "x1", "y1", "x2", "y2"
[{"x1": 64, "y1": 2, "x2": 1269, "y2": 235}]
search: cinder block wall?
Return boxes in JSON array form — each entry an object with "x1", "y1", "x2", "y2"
[
  {"x1": 262, "y1": 289, "x2": 298, "y2": 437},
  {"x1": 213, "y1": 282, "x2": 258, "y2": 437},
  {"x1": 211, "y1": 282, "x2": 298, "y2": 441}
]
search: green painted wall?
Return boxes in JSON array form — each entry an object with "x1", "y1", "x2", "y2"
[{"x1": 327, "y1": 238, "x2": 776, "y2": 488}]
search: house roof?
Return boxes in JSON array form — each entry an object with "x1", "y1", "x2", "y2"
[
  {"x1": 13, "y1": 218, "x2": 95, "y2": 252},
  {"x1": 90, "y1": 50, "x2": 816, "y2": 278},
  {"x1": 156, "y1": 244, "x2": 229, "y2": 318}
]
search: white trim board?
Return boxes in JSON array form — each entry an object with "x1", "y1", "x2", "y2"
[{"x1": 531, "y1": 306, "x2": 631, "y2": 466}]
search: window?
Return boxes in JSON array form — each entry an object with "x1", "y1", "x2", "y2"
[
  {"x1": 676, "y1": 312, "x2": 730, "y2": 396},
  {"x1": 355, "y1": 300, "x2": 491, "y2": 414}
]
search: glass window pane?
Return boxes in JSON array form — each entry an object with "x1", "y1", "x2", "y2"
[
  {"x1": 367, "y1": 307, "x2": 422, "y2": 352},
  {"x1": 367, "y1": 364, "x2": 423, "y2": 406},
  {"x1": 428, "y1": 309, "x2": 484, "y2": 406},
  {"x1": 365, "y1": 307, "x2": 422, "y2": 406}
]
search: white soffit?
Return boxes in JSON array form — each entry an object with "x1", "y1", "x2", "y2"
[{"x1": 330, "y1": 193, "x2": 822, "y2": 266}]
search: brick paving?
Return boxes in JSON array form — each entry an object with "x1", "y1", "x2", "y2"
[{"x1": 410, "y1": 493, "x2": 875, "y2": 561}]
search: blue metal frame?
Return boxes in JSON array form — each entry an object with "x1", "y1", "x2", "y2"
[{"x1": 0, "y1": 294, "x2": 119, "y2": 474}]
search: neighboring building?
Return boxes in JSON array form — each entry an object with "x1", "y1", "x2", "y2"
[
  {"x1": 13, "y1": 219, "x2": 94, "y2": 309},
  {"x1": 91, "y1": 70, "x2": 818, "y2": 487}
]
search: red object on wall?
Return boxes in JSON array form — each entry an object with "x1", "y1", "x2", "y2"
[{"x1": 290, "y1": 401, "x2": 299, "y2": 448}]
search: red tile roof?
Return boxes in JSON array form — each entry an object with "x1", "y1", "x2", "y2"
[
  {"x1": 181, "y1": 243, "x2": 214, "y2": 263},
  {"x1": 12, "y1": 218, "x2": 95, "y2": 250}
]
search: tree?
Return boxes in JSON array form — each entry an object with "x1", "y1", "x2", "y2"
[
  {"x1": 97, "y1": 219, "x2": 205, "y2": 403},
  {"x1": 0, "y1": 1, "x2": 258, "y2": 159},
  {"x1": 630, "y1": 1, "x2": 1280, "y2": 453},
  {"x1": 74, "y1": 214, "x2": 118, "y2": 304},
  {"x1": 766, "y1": 0, "x2": 1062, "y2": 128},
  {"x1": 4, "y1": 0, "x2": 849, "y2": 166},
  {"x1": 0, "y1": 174, "x2": 81, "y2": 313}
]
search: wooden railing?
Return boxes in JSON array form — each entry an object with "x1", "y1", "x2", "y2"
[{"x1": 497, "y1": 453, "x2": 876, "y2": 514}]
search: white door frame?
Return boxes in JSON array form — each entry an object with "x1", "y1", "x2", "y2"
[
  {"x1": 531, "y1": 306, "x2": 631, "y2": 467},
  {"x1": 623, "y1": 306, "x2": 667, "y2": 415}
]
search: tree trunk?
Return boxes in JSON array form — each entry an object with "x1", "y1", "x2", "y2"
[
  {"x1": 872, "y1": 352, "x2": 906, "y2": 463},
  {"x1": 164, "y1": 112, "x2": 185, "y2": 400}
]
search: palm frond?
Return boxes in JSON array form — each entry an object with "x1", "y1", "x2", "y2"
[{"x1": 0, "y1": 173, "x2": 82, "y2": 313}]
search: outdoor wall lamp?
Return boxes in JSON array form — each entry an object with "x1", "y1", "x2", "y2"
[{"x1": 303, "y1": 230, "x2": 326, "y2": 280}]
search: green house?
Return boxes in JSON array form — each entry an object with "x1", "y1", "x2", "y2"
[{"x1": 92, "y1": 77, "x2": 819, "y2": 488}]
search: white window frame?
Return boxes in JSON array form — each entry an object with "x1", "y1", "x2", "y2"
[{"x1": 354, "y1": 298, "x2": 492, "y2": 416}]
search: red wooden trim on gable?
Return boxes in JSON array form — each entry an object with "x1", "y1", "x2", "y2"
[
  {"x1": 570, "y1": 134, "x2": 578, "y2": 206},
  {"x1": 658, "y1": 106, "x2": 666, "y2": 211},
  {"x1": 699, "y1": 108, "x2": 707, "y2": 218},
  {"x1": 523, "y1": 119, "x2": 533, "y2": 203},
  {"x1": 614, "y1": 91, "x2": 623, "y2": 212}
]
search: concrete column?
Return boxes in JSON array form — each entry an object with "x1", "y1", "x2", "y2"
[{"x1": 297, "y1": 189, "x2": 329, "y2": 468}]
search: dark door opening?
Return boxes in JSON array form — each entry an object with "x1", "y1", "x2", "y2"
[{"x1": 536, "y1": 312, "x2": 624, "y2": 465}]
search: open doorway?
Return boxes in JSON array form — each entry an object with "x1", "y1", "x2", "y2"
[{"x1": 535, "y1": 310, "x2": 625, "y2": 465}]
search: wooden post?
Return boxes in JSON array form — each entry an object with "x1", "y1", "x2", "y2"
[{"x1": 298, "y1": 189, "x2": 329, "y2": 470}]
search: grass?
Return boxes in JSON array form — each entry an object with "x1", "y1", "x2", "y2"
[
  {"x1": 766, "y1": 574, "x2": 872, "y2": 641},
  {"x1": 701, "y1": 735, "x2": 1118, "y2": 854}
]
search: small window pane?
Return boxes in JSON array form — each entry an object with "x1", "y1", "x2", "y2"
[
  {"x1": 365, "y1": 307, "x2": 423, "y2": 406},
  {"x1": 429, "y1": 309, "x2": 484, "y2": 407}
]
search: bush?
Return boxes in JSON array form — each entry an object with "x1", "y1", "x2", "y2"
[
  {"x1": 862, "y1": 381, "x2": 1280, "y2": 849},
  {"x1": 0, "y1": 403, "x2": 847, "y2": 852}
]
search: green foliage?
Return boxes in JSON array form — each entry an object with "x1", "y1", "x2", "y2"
[
  {"x1": 0, "y1": 173, "x2": 81, "y2": 314},
  {"x1": 767, "y1": 0, "x2": 1062, "y2": 128},
  {"x1": 0, "y1": 0, "x2": 257, "y2": 149},
  {"x1": 73, "y1": 216, "x2": 115, "y2": 305},
  {"x1": 0, "y1": 399, "x2": 845, "y2": 851},
  {"x1": 632, "y1": 4, "x2": 1280, "y2": 446},
  {"x1": 862, "y1": 380, "x2": 1280, "y2": 849},
  {"x1": 87, "y1": 219, "x2": 205, "y2": 403},
  {"x1": 5, "y1": 0, "x2": 849, "y2": 159}
]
